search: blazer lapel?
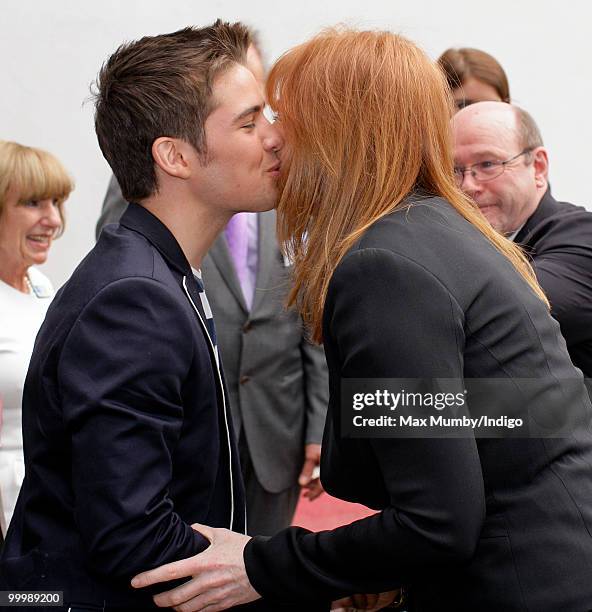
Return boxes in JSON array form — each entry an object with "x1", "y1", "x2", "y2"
[
  {"x1": 251, "y1": 210, "x2": 277, "y2": 315},
  {"x1": 208, "y1": 234, "x2": 248, "y2": 313}
]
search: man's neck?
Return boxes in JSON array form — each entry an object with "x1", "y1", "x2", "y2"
[
  {"x1": 506, "y1": 224, "x2": 525, "y2": 242},
  {"x1": 508, "y1": 186, "x2": 547, "y2": 240},
  {"x1": 140, "y1": 191, "x2": 231, "y2": 269}
]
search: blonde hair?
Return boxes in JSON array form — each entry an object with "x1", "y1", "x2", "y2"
[
  {"x1": 266, "y1": 28, "x2": 548, "y2": 342},
  {"x1": 0, "y1": 140, "x2": 74, "y2": 235}
]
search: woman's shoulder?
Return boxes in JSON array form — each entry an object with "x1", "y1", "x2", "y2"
[
  {"x1": 353, "y1": 194, "x2": 470, "y2": 260},
  {"x1": 338, "y1": 194, "x2": 507, "y2": 310}
]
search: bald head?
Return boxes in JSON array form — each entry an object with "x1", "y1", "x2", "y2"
[
  {"x1": 453, "y1": 101, "x2": 543, "y2": 153},
  {"x1": 452, "y1": 102, "x2": 549, "y2": 236}
]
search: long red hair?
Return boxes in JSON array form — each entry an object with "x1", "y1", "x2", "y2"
[{"x1": 266, "y1": 29, "x2": 547, "y2": 342}]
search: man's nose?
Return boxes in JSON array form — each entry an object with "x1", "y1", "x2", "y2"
[{"x1": 459, "y1": 170, "x2": 482, "y2": 197}]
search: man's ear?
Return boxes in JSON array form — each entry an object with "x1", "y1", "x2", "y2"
[
  {"x1": 151, "y1": 137, "x2": 192, "y2": 179},
  {"x1": 532, "y1": 146, "x2": 549, "y2": 186}
]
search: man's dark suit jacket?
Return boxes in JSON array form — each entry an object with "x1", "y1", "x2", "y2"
[
  {"x1": 515, "y1": 190, "x2": 592, "y2": 379},
  {"x1": 0, "y1": 204, "x2": 246, "y2": 608},
  {"x1": 97, "y1": 176, "x2": 329, "y2": 535},
  {"x1": 244, "y1": 196, "x2": 592, "y2": 611}
]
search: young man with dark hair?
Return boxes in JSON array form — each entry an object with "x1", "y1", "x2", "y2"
[
  {"x1": 0, "y1": 20, "x2": 283, "y2": 610},
  {"x1": 95, "y1": 33, "x2": 329, "y2": 540}
]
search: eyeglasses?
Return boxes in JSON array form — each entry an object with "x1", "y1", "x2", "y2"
[{"x1": 454, "y1": 148, "x2": 534, "y2": 186}]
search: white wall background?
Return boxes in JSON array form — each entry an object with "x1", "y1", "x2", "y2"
[{"x1": 2, "y1": 0, "x2": 591, "y2": 288}]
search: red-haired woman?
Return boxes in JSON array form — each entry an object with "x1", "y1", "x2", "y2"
[{"x1": 133, "y1": 30, "x2": 592, "y2": 612}]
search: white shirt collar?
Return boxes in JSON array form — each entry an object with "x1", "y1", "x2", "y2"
[{"x1": 507, "y1": 223, "x2": 526, "y2": 242}]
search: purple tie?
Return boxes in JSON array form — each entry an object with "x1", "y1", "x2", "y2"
[{"x1": 225, "y1": 213, "x2": 253, "y2": 308}]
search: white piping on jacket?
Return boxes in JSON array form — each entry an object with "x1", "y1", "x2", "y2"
[{"x1": 182, "y1": 275, "x2": 237, "y2": 531}]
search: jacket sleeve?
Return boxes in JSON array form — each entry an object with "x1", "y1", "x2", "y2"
[
  {"x1": 244, "y1": 247, "x2": 485, "y2": 603},
  {"x1": 58, "y1": 276, "x2": 209, "y2": 579},
  {"x1": 528, "y1": 210, "x2": 592, "y2": 347},
  {"x1": 300, "y1": 334, "x2": 329, "y2": 445},
  {"x1": 95, "y1": 174, "x2": 128, "y2": 240}
]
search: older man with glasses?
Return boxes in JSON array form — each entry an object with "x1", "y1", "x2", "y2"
[{"x1": 453, "y1": 101, "x2": 592, "y2": 387}]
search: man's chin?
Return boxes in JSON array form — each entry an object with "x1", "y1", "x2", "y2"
[
  {"x1": 478, "y1": 206, "x2": 500, "y2": 228},
  {"x1": 262, "y1": 197, "x2": 279, "y2": 212},
  {"x1": 248, "y1": 198, "x2": 278, "y2": 213}
]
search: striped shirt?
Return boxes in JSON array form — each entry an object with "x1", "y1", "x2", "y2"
[{"x1": 192, "y1": 268, "x2": 219, "y2": 368}]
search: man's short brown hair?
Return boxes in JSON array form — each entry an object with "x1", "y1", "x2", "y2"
[{"x1": 93, "y1": 20, "x2": 251, "y2": 202}]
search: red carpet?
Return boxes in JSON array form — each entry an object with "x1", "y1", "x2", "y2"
[{"x1": 292, "y1": 491, "x2": 376, "y2": 531}]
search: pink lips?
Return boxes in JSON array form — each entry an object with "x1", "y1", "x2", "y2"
[{"x1": 26, "y1": 235, "x2": 52, "y2": 251}]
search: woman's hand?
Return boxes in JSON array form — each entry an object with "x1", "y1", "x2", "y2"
[{"x1": 131, "y1": 523, "x2": 261, "y2": 611}]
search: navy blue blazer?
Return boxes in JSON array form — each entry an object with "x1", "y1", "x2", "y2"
[{"x1": 0, "y1": 204, "x2": 246, "y2": 608}]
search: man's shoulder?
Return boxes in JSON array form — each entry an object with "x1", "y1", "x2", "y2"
[
  {"x1": 83, "y1": 226, "x2": 168, "y2": 286},
  {"x1": 544, "y1": 196, "x2": 592, "y2": 223},
  {"x1": 49, "y1": 225, "x2": 183, "y2": 326},
  {"x1": 106, "y1": 221, "x2": 165, "y2": 267},
  {"x1": 523, "y1": 193, "x2": 592, "y2": 250}
]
